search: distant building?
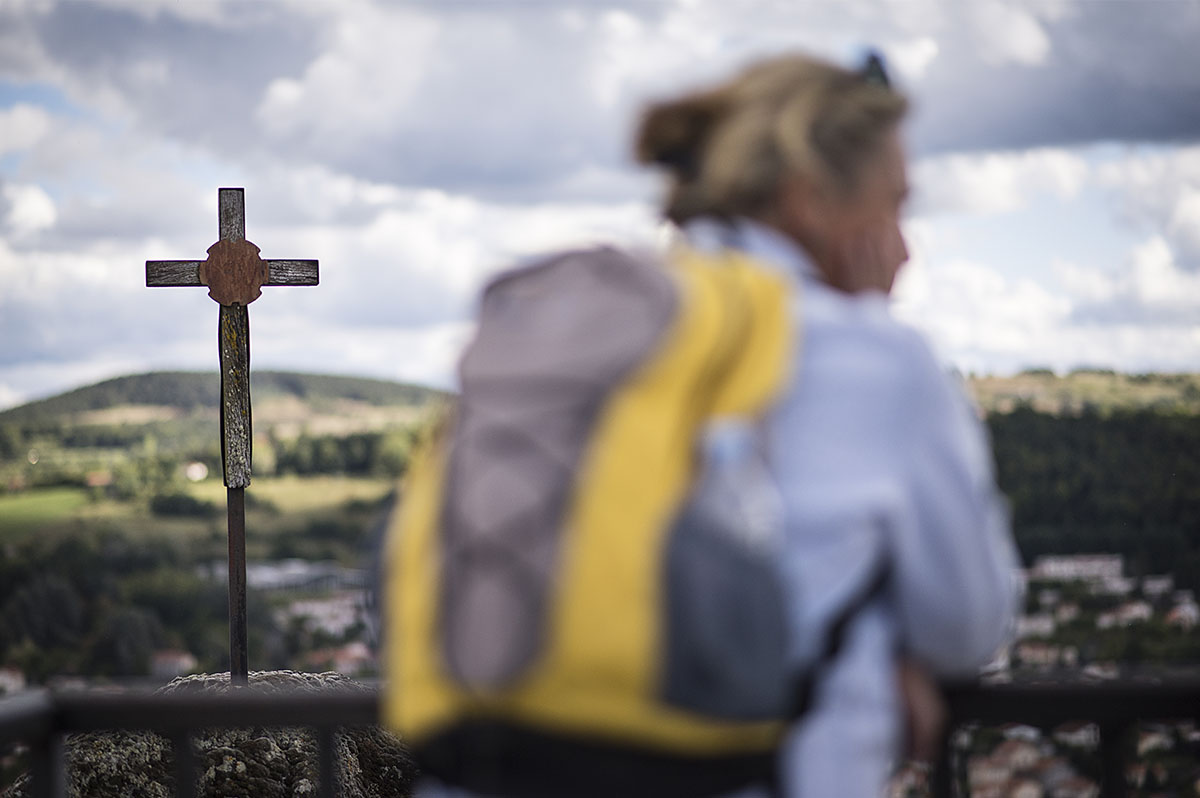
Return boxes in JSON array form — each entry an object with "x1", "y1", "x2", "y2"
[
  {"x1": 1096, "y1": 601, "x2": 1151, "y2": 629},
  {"x1": 151, "y1": 650, "x2": 198, "y2": 679},
  {"x1": 1009, "y1": 778, "x2": 1044, "y2": 798},
  {"x1": 304, "y1": 641, "x2": 375, "y2": 676},
  {"x1": 1166, "y1": 600, "x2": 1200, "y2": 629},
  {"x1": 1037, "y1": 589, "x2": 1061, "y2": 609},
  {"x1": 967, "y1": 755, "x2": 1010, "y2": 793},
  {"x1": 282, "y1": 592, "x2": 366, "y2": 638},
  {"x1": 1032, "y1": 757, "x2": 1083, "y2": 796},
  {"x1": 1142, "y1": 575, "x2": 1174, "y2": 598},
  {"x1": 1053, "y1": 722, "x2": 1098, "y2": 748},
  {"x1": 1000, "y1": 723, "x2": 1042, "y2": 743},
  {"x1": 1136, "y1": 728, "x2": 1173, "y2": 757},
  {"x1": 1015, "y1": 642, "x2": 1062, "y2": 669},
  {"x1": 1082, "y1": 662, "x2": 1119, "y2": 680},
  {"x1": 1089, "y1": 575, "x2": 1135, "y2": 596},
  {"x1": 1017, "y1": 614, "x2": 1057, "y2": 639},
  {"x1": 201, "y1": 559, "x2": 366, "y2": 593},
  {"x1": 1115, "y1": 600, "x2": 1153, "y2": 625},
  {"x1": 1030, "y1": 555, "x2": 1123, "y2": 582},
  {"x1": 1052, "y1": 776, "x2": 1099, "y2": 798},
  {"x1": 1055, "y1": 603, "x2": 1080, "y2": 624},
  {"x1": 991, "y1": 739, "x2": 1041, "y2": 771},
  {"x1": 0, "y1": 668, "x2": 25, "y2": 696}
]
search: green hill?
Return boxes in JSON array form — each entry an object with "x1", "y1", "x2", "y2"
[
  {"x1": 969, "y1": 369, "x2": 1200, "y2": 415},
  {"x1": 0, "y1": 371, "x2": 447, "y2": 425}
]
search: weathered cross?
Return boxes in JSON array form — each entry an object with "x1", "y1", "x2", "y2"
[{"x1": 146, "y1": 187, "x2": 318, "y2": 685}]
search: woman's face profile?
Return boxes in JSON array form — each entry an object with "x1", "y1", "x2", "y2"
[
  {"x1": 845, "y1": 127, "x2": 910, "y2": 292},
  {"x1": 780, "y1": 127, "x2": 911, "y2": 295}
]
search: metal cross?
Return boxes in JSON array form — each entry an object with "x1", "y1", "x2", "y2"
[{"x1": 146, "y1": 187, "x2": 318, "y2": 685}]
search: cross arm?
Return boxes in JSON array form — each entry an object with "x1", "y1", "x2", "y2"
[{"x1": 146, "y1": 259, "x2": 319, "y2": 288}]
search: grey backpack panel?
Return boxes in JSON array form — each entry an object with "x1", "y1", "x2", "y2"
[
  {"x1": 660, "y1": 417, "x2": 791, "y2": 720},
  {"x1": 440, "y1": 247, "x2": 678, "y2": 690}
]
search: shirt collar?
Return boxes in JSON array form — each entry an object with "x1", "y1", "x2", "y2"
[{"x1": 681, "y1": 217, "x2": 821, "y2": 283}]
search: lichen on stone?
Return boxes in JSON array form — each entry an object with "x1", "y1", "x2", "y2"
[{"x1": 3, "y1": 671, "x2": 417, "y2": 798}]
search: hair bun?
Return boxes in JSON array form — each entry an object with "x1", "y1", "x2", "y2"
[{"x1": 634, "y1": 91, "x2": 727, "y2": 179}]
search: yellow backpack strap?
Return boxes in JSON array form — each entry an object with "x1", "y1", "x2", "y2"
[{"x1": 670, "y1": 247, "x2": 795, "y2": 419}]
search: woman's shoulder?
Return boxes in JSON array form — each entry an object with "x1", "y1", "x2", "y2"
[
  {"x1": 801, "y1": 284, "x2": 937, "y2": 373},
  {"x1": 794, "y1": 284, "x2": 966, "y2": 425}
]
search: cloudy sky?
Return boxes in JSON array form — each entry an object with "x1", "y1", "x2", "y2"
[{"x1": 2, "y1": 0, "x2": 1199, "y2": 409}]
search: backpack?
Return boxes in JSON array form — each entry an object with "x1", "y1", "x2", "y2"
[{"x1": 383, "y1": 244, "x2": 800, "y2": 797}]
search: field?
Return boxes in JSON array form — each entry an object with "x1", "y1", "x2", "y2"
[
  {"x1": 0, "y1": 488, "x2": 90, "y2": 536},
  {"x1": 0, "y1": 476, "x2": 396, "y2": 558},
  {"x1": 187, "y1": 474, "x2": 395, "y2": 514}
]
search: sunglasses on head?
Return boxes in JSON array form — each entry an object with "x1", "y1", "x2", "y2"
[{"x1": 859, "y1": 50, "x2": 891, "y2": 89}]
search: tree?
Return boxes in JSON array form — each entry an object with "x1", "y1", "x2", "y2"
[{"x1": 86, "y1": 606, "x2": 164, "y2": 677}]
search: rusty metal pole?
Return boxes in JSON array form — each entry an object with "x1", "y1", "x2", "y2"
[
  {"x1": 227, "y1": 487, "x2": 248, "y2": 684},
  {"x1": 215, "y1": 192, "x2": 254, "y2": 687}
]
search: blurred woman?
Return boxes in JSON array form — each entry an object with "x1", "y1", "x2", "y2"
[{"x1": 636, "y1": 52, "x2": 1020, "y2": 796}]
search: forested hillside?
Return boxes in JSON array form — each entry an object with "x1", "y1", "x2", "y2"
[{"x1": 989, "y1": 406, "x2": 1200, "y2": 581}]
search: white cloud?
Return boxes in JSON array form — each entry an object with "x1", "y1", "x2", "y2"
[
  {"x1": 251, "y1": 318, "x2": 472, "y2": 391},
  {"x1": 895, "y1": 228, "x2": 1200, "y2": 374},
  {"x1": 912, "y1": 148, "x2": 1087, "y2": 216},
  {"x1": 969, "y1": 1, "x2": 1051, "y2": 66},
  {"x1": 1167, "y1": 188, "x2": 1200, "y2": 268},
  {"x1": 2, "y1": 183, "x2": 56, "y2": 237},
  {"x1": 0, "y1": 383, "x2": 22, "y2": 410},
  {"x1": 894, "y1": 253, "x2": 1071, "y2": 371},
  {"x1": 890, "y1": 37, "x2": 939, "y2": 81},
  {"x1": 1068, "y1": 236, "x2": 1200, "y2": 324},
  {"x1": 256, "y1": 4, "x2": 438, "y2": 145},
  {"x1": 1127, "y1": 237, "x2": 1200, "y2": 310},
  {"x1": 1095, "y1": 146, "x2": 1200, "y2": 270},
  {"x1": 0, "y1": 104, "x2": 52, "y2": 155}
]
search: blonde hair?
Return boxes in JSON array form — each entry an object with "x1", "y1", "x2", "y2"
[{"x1": 635, "y1": 53, "x2": 908, "y2": 224}]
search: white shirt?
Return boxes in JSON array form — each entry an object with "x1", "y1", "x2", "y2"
[{"x1": 688, "y1": 217, "x2": 1021, "y2": 797}]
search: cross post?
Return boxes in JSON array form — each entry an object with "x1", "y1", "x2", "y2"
[{"x1": 146, "y1": 187, "x2": 318, "y2": 685}]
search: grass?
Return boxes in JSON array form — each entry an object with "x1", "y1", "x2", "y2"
[
  {"x1": 188, "y1": 474, "x2": 395, "y2": 514},
  {"x1": 0, "y1": 488, "x2": 90, "y2": 536},
  {"x1": 190, "y1": 476, "x2": 396, "y2": 561},
  {"x1": 0, "y1": 476, "x2": 396, "y2": 555}
]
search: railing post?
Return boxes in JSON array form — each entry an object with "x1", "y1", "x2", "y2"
[
  {"x1": 30, "y1": 733, "x2": 65, "y2": 798},
  {"x1": 1099, "y1": 722, "x2": 1128, "y2": 798},
  {"x1": 317, "y1": 725, "x2": 338, "y2": 798},
  {"x1": 171, "y1": 730, "x2": 198, "y2": 798}
]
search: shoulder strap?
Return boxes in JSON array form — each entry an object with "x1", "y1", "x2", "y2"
[
  {"x1": 787, "y1": 558, "x2": 890, "y2": 719},
  {"x1": 669, "y1": 246, "x2": 793, "y2": 421}
]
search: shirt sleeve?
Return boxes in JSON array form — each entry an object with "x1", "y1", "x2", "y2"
[{"x1": 889, "y1": 337, "x2": 1023, "y2": 676}]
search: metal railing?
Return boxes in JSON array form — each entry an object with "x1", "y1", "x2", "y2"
[
  {"x1": 0, "y1": 688, "x2": 377, "y2": 798},
  {"x1": 1, "y1": 681, "x2": 1198, "y2": 798},
  {"x1": 935, "y1": 679, "x2": 1200, "y2": 798}
]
